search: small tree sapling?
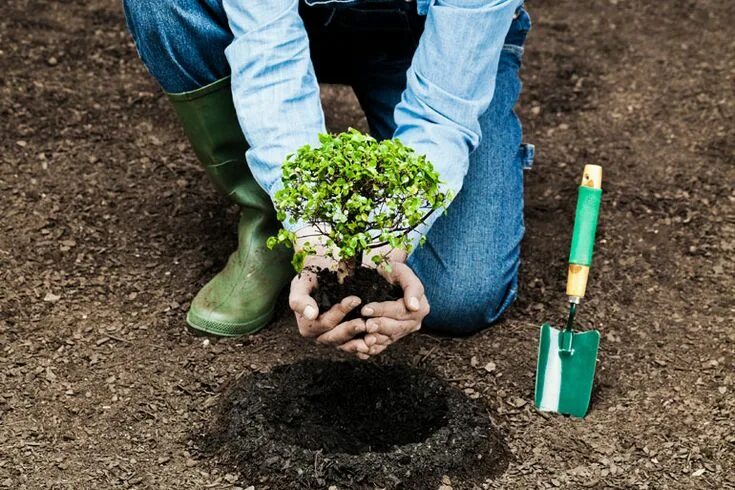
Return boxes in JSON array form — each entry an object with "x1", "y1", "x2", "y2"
[{"x1": 267, "y1": 129, "x2": 450, "y2": 311}]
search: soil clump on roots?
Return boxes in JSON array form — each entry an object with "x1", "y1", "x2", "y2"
[
  {"x1": 198, "y1": 360, "x2": 509, "y2": 488},
  {"x1": 313, "y1": 266, "x2": 403, "y2": 320}
]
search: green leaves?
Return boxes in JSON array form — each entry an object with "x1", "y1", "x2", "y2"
[
  {"x1": 269, "y1": 129, "x2": 450, "y2": 272},
  {"x1": 267, "y1": 229, "x2": 295, "y2": 250}
]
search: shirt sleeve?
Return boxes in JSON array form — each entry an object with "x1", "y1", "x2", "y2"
[
  {"x1": 223, "y1": 0, "x2": 324, "y2": 231},
  {"x1": 393, "y1": 0, "x2": 523, "y2": 245}
]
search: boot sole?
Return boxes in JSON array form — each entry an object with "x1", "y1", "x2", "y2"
[{"x1": 185, "y1": 306, "x2": 275, "y2": 337}]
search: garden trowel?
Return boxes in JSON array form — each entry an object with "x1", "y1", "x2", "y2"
[{"x1": 535, "y1": 164, "x2": 603, "y2": 418}]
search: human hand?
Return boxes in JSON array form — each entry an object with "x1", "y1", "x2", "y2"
[
  {"x1": 288, "y1": 254, "x2": 372, "y2": 360},
  {"x1": 360, "y1": 260, "x2": 430, "y2": 356}
]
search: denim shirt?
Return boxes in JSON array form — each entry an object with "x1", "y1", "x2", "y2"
[
  {"x1": 222, "y1": 0, "x2": 523, "y2": 238},
  {"x1": 303, "y1": 0, "x2": 433, "y2": 15}
]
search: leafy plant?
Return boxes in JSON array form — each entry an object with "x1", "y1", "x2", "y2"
[{"x1": 267, "y1": 129, "x2": 451, "y2": 275}]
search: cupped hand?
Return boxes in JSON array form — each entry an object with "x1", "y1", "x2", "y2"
[
  {"x1": 288, "y1": 258, "x2": 371, "y2": 360},
  {"x1": 360, "y1": 261, "x2": 430, "y2": 356}
]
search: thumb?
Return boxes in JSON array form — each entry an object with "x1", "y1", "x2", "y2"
[
  {"x1": 289, "y1": 274, "x2": 320, "y2": 320},
  {"x1": 394, "y1": 263, "x2": 423, "y2": 312}
]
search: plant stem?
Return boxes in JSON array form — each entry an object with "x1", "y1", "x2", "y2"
[{"x1": 336, "y1": 257, "x2": 358, "y2": 284}]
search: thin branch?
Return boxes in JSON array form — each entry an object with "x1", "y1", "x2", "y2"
[{"x1": 364, "y1": 207, "x2": 437, "y2": 249}]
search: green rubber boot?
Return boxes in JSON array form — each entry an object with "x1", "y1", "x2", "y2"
[{"x1": 167, "y1": 77, "x2": 293, "y2": 337}]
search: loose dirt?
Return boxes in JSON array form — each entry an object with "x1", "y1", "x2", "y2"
[
  {"x1": 200, "y1": 360, "x2": 507, "y2": 488},
  {"x1": 1, "y1": 0, "x2": 733, "y2": 489}
]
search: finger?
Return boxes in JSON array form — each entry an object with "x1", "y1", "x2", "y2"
[
  {"x1": 338, "y1": 338, "x2": 370, "y2": 356},
  {"x1": 297, "y1": 296, "x2": 362, "y2": 338},
  {"x1": 391, "y1": 262, "x2": 425, "y2": 311},
  {"x1": 318, "y1": 296, "x2": 361, "y2": 328},
  {"x1": 366, "y1": 317, "x2": 420, "y2": 341},
  {"x1": 289, "y1": 274, "x2": 319, "y2": 320},
  {"x1": 364, "y1": 333, "x2": 392, "y2": 347},
  {"x1": 363, "y1": 295, "x2": 430, "y2": 322},
  {"x1": 362, "y1": 299, "x2": 411, "y2": 321},
  {"x1": 316, "y1": 319, "x2": 366, "y2": 346},
  {"x1": 296, "y1": 314, "x2": 331, "y2": 338},
  {"x1": 378, "y1": 262, "x2": 424, "y2": 296},
  {"x1": 368, "y1": 343, "x2": 389, "y2": 356}
]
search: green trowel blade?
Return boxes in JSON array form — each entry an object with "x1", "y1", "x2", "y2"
[{"x1": 535, "y1": 323, "x2": 600, "y2": 418}]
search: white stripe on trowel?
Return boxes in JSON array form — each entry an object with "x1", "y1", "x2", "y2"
[{"x1": 539, "y1": 327, "x2": 562, "y2": 411}]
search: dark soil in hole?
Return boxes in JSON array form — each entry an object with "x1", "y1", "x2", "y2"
[
  {"x1": 269, "y1": 359, "x2": 448, "y2": 454},
  {"x1": 313, "y1": 266, "x2": 402, "y2": 320},
  {"x1": 198, "y1": 360, "x2": 509, "y2": 488}
]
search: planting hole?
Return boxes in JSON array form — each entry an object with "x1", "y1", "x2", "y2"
[
  {"x1": 264, "y1": 361, "x2": 449, "y2": 454},
  {"x1": 202, "y1": 360, "x2": 508, "y2": 488}
]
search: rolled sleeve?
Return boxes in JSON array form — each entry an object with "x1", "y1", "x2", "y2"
[
  {"x1": 394, "y1": 0, "x2": 522, "y2": 242},
  {"x1": 223, "y1": 0, "x2": 326, "y2": 222}
]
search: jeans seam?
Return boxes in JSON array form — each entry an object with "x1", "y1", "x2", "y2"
[{"x1": 502, "y1": 44, "x2": 525, "y2": 59}]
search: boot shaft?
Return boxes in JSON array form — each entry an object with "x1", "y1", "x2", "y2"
[{"x1": 166, "y1": 77, "x2": 273, "y2": 213}]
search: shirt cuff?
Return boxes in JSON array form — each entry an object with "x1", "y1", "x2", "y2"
[{"x1": 394, "y1": 126, "x2": 471, "y2": 254}]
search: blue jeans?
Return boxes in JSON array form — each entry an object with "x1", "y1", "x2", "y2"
[{"x1": 123, "y1": 0, "x2": 533, "y2": 335}]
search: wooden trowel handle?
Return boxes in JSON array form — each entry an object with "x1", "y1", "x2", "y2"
[{"x1": 566, "y1": 165, "x2": 603, "y2": 301}]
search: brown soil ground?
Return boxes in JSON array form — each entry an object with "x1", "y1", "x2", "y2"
[{"x1": 1, "y1": 0, "x2": 733, "y2": 488}]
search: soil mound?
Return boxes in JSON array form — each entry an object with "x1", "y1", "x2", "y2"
[{"x1": 199, "y1": 360, "x2": 508, "y2": 488}]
